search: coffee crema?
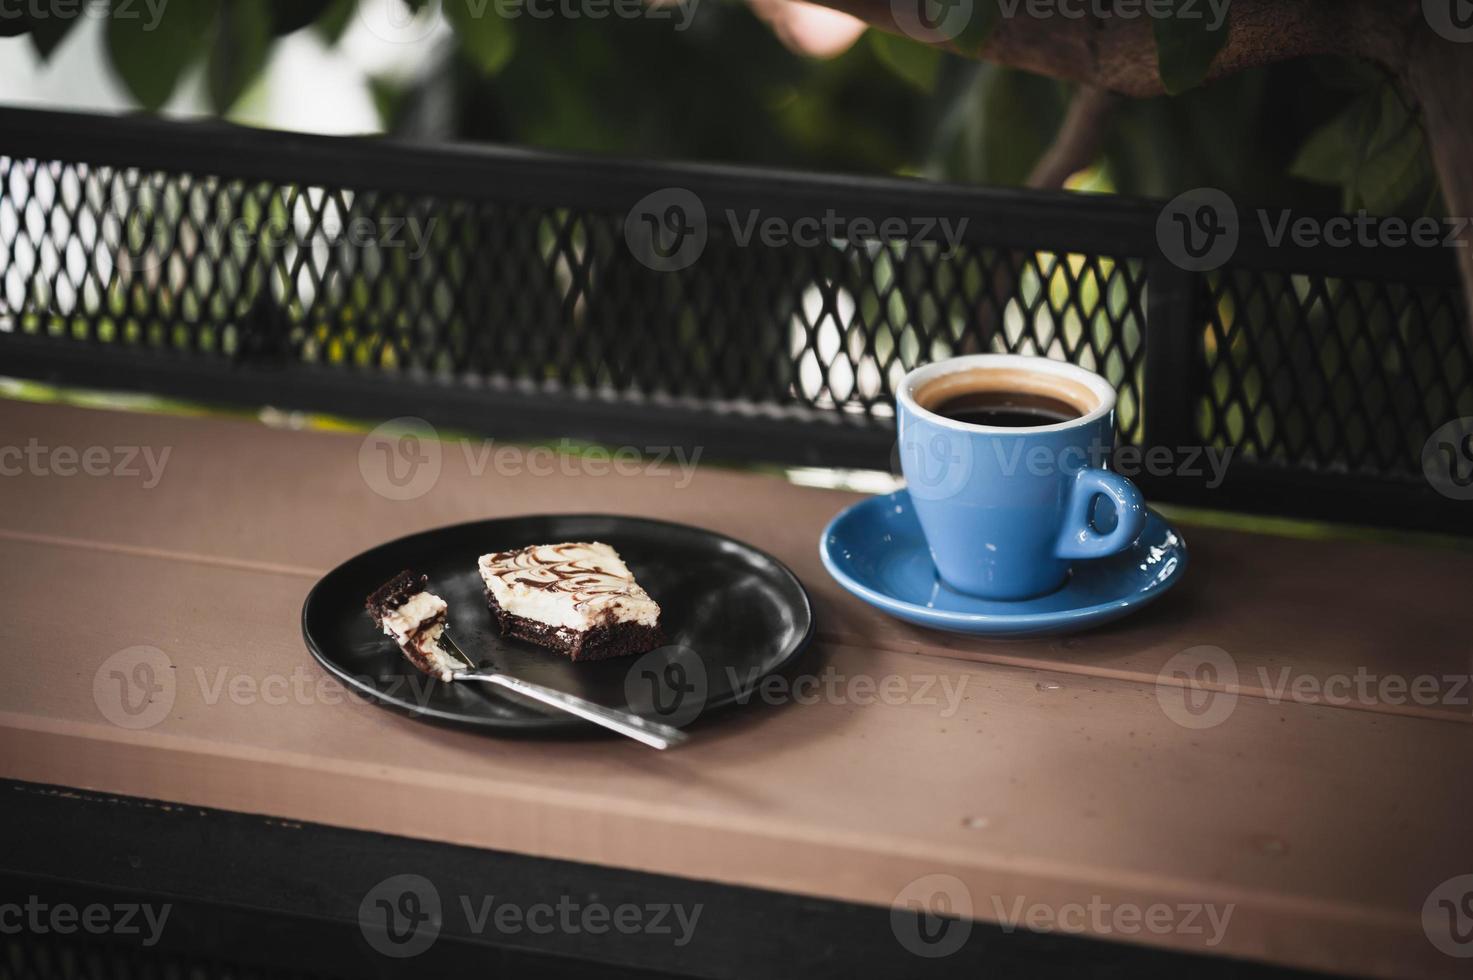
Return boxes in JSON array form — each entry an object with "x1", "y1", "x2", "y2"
[
  {"x1": 914, "y1": 366, "x2": 1097, "y2": 429},
  {"x1": 933, "y1": 391, "x2": 1081, "y2": 427}
]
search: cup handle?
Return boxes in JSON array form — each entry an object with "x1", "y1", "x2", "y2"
[{"x1": 1055, "y1": 467, "x2": 1147, "y2": 560}]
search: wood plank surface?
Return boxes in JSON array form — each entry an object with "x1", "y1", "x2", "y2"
[
  {"x1": 0, "y1": 397, "x2": 1470, "y2": 978},
  {"x1": 1, "y1": 398, "x2": 1468, "y2": 722}
]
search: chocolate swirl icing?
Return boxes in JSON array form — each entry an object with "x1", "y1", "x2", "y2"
[{"x1": 483, "y1": 543, "x2": 649, "y2": 611}]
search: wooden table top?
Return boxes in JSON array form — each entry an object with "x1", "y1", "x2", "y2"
[{"x1": 0, "y1": 396, "x2": 1468, "y2": 979}]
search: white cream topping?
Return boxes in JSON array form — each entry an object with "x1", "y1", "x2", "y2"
[
  {"x1": 478, "y1": 541, "x2": 660, "y2": 631},
  {"x1": 380, "y1": 591, "x2": 447, "y2": 641},
  {"x1": 379, "y1": 590, "x2": 455, "y2": 681}
]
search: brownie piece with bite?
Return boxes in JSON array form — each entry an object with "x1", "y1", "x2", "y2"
[
  {"x1": 365, "y1": 570, "x2": 459, "y2": 681},
  {"x1": 477, "y1": 542, "x2": 663, "y2": 662}
]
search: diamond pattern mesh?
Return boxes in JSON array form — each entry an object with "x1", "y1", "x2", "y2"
[
  {"x1": 1203, "y1": 269, "x2": 1473, "y2": 478},
  {"x1": 0, "y1": 157, "x2": 1146, "y2": 442},
  {"x1": 2, "y1": 149, "x2": 1470, "y2": 509},
  {"x1": 0, "y1": 932, "x2": 329, "y2": 980}
]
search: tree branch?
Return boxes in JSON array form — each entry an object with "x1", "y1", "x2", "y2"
[
  {"x1": 1025, "y1": 83, "x2": 1121, "y2": 190},
  {"x1": 816, "y1": 0, "x2": 1419, "y2": 94},
  {"x1": 1401, "y1": 29, "x2": 1473, "y2": 319},
  {"x1": 964, "y1": 83, "x2": 1123, "y2": 353},
  {"x1": 810, "y1": 0, "x2": 1473, "y2": 317}
]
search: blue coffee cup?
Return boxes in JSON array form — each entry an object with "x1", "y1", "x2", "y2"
[{"x1": 898, "y1": 354, "x2": 1147, "y2": 600}]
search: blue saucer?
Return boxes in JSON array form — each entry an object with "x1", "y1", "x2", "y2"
[{"x1": 819, "y1": 491, "x2": 1187, "y2": 637}]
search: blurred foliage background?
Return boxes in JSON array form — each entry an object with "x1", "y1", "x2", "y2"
[{"x1": 0, "y1": 0, "x2": 1448, "y2": 218}]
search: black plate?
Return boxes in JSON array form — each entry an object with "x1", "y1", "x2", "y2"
[{"x1": 301, "y1": 515, "x2": 814, "y2": 735}]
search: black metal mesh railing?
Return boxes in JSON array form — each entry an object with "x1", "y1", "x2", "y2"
[
  {"x1": 0, "y1": 107, "x2": 1469, "y2": 532},
  {"x1": 0, "y1": 932, "x2": 332, "y2": 980},
  {"x1": 0, "y1": 158, "x2": 1149, "y2": 436},
  {"x1": 1202, "y1": 268, "x2": 1473, "y2": 481}
]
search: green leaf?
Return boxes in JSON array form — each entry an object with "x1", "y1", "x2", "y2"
[
  {"x1": 27, "y1": 11, "x2": 79, "y2": 59},
  {"x1": 368, "y1": 75, "x2": 409, "y2": 127},
  {"x1": 1354, "y1": 86, "x2": 1434, "y2": 215},
  {"x1": 979, "y1": 68, "x2": 1066, "y2": 184},
  {"x1": 1289, "y1": 115, "x2": 1354, "y2": 188},
  {"x1": 106, "y1": 0, "x2": 218, "y2": 110},
  {"x1": 0, "y1": 8, "x2": 29, "y2": 35},
  {"x1": 1357, "y1": 128, "x2": 1432, "y2": 215},
  {"x1": 269, "y1": 0, "x2": 336, "y2": 36},
  {"x1": 1153, "y1": 1, "x2": 1230, "y2": 95},
  {"x1": 869, "y1": 31, "x2": 940, "y2": 93},
  {"x1": 209, "y1": 0, "x2": 272, "y2": 113},
  {"x1": 444, "y1": 0, "x2": 515, "y2": 75},
  {"x1": 952, "y1": 0, "x2": 999, "y2": 58},
  {"x1": 929, "y1": 64, "x2": 1065, "y2": 186},
  {"x1": 1290, "y1": 82, "x2": 1436, "y2": 216},
  {"x1": 313, "y1": 0, "x2": 355, "y2": 46}
]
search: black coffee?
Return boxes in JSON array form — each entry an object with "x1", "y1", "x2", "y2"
[{"x1": 933, "y1": 390, "x2": 1082, "y2": 427}]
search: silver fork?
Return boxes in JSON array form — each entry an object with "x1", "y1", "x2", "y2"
[{"x1": 440, "y1": 632, "x2": 688, "y2": 750}]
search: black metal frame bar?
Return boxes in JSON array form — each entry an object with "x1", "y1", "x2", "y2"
[{"x1": 0, "y1": 779, "x2": 1329, "y2": 979}]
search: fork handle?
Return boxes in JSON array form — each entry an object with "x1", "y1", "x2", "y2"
[{"x1": 453, "y1": 671, "x2": 688, "y2": 750}]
